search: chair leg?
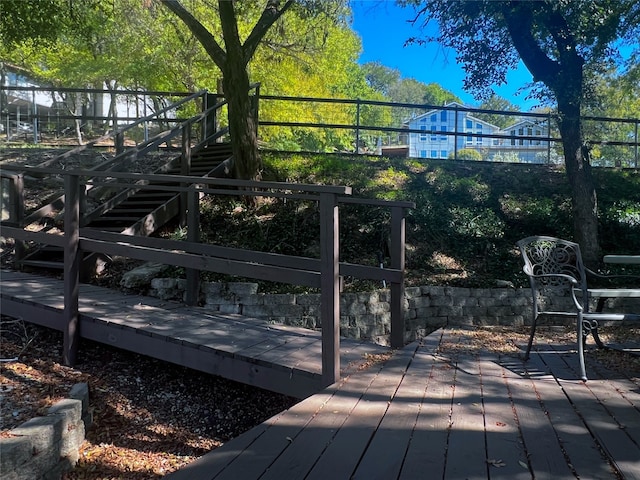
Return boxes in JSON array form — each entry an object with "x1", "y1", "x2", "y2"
[
  {"x1": 577, "y1": 313, "x2": 588, "y2": 381},
  {"x1": 524, "y1": 315, "x2": 537, "y2": 361}
]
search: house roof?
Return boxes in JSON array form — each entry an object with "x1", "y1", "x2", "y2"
[
  {"x1": 406, "y1": 102, "x2": 501, "y2": 130},
  {"x1": 502, "y1": 117, "x2": 549, "y2": 131}
]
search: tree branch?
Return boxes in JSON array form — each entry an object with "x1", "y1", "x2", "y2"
[
  {"x1": 161, "y1": 0, "x2": 227, "y2": 68},
  {"x1": 500, "y1": 1, "x2": 561, "y2": 88},
  {"x1": 243, "y1": 0, "x2": 295, "y2": 65}
]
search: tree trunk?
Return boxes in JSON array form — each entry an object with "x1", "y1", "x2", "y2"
[
  {"x1": 222, "y1": 61, "x2": 261, "y2": 181},
  {"x1": 556, "y1": 98, "x2": 600, "y2": 266}
]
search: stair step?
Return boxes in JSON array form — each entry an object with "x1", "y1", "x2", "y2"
[
  {"x1": 23, "y1": 142, "x2": 232, "y2": 276},
  {"x1": 94, "y1": 216, "x2": 143, "y2": 222},
  {"x1": 130, "y1": 192, "x2": 176, "y2": 198},
  {"x1": 119, "y1": 195, "x2": 175, "y2": 208},
  {"x1": 105, "y1": 208, "x2": 159, "y2": 214},
  {"x1": 88, "y1": 226, "x2": 129, "y2": 232},
  {"x1": 20, "y1": 260, "x2": 64, "y2": 269}
]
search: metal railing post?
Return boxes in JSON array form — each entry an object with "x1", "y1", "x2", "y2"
[
  {"x1": 320, "y1": 191, "x2": 340, "y2": 387},
  {"x1": 356, "y1": 99, "x2": 361, "y2": 153},
  {"x1": 548, "y1": 112, "x2": 552, "y2": 164},
  {"x1": 454, "y1": 105, "x2": 459, "y2": 159},
  {"x1": 635, "y1": 120, "x2": 638, "y2": 168},
  {"x1": 63, "y1": 173, "x2": 81, "y2": 367},
  {"x1": 252, "y1": 83, "x2": 260, "y2": 139},
  {"x1": 31, "y1": 87, "x2": 38, "y2": 144}
]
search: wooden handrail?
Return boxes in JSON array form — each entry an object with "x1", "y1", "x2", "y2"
[{"x1": 0, "y1": 167, "x2": 411, "y2": 386}]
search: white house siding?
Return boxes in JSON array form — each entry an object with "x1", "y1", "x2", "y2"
[
  {"x1": 407, "y1": 104, "x2": 500, "y2": 159},
  {"x1": 406, "y1": 104, "x2": 551, "y2": 163}
]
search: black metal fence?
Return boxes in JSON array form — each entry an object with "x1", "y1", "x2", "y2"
[{"x1": 2, "y1": 85, "x2": 638, "y2": 167}]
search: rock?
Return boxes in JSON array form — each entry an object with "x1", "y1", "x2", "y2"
[{"x1": 120, "y1": 262, "x2": 170, "y2": 289}]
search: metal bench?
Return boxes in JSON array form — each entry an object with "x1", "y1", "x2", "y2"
[{"x1": 517, "y1": 236, "x2": 640, "y2": 381}]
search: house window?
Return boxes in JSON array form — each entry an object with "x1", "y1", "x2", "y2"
[
  {"x1": 476, "y1": 124, "x2": 483, "y2": 145},
  {"x1": 534, "y1": 129, "x2": 542, "y2": 145},
  {"x1": 420, "y1": 150, "x2": 427, "y2": 158},
  {"x1": 440, "y1": 126, "x2": 447, "y2": 140},
  {"x1": 440, "y1": 110, "x2": 447, "y2": 122},
  {"x1": 510, "y1": 129, "x2": 516, "y2": 146},
  {"x1": 420, "y1": 125, "x2": 427, "y2": 141},
  {"x1": 466, "y1": 119, "x2": 473, "y2": 129},
  {"x1": 441, "y1": 150, "x2": 447, "y2": 158},
  {"x1": 431, "y1": 125, "x2": 437, "y2": 141},
  {"x1": 518, "y1": 128, "x2": 524, "y2": 146},
  {"x1": 431, "y1": 114, "x2": 437, "y2": 122},
  {"x1": 431, "y1": 150, "x2": 438, "y2": 158},
  {"x1": 466, "y1": 132, "x2": 473, "y2": 144}
]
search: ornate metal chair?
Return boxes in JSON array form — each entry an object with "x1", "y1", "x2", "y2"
[{"x1": 517, "y1": 236, "x2": 640, "y2": 381}]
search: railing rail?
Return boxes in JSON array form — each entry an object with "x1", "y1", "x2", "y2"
[{"x1": 3, "y1": 86, "x2": 638, "y2": 166}]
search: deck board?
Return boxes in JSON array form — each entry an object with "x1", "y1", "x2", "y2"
[
  {"x1": 0, "y1": 270, "x2": 387, "y2": 398},
  {"x1": 479, "y1": 357, "x2": 531, "y2": 480},
  {"x1": 444, "y1": 354, "x2": 488, "y2": 480},
  {"x1": 164, "y1": 329, "x2": 640, "y2": 479},
  {"x1": 397, "y1": 353, "x2": 454, "y2": 480}
]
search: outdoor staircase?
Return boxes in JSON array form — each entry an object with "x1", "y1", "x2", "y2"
[{"x1": 18, "y1": 142, "x2": 233, "y2": 274}]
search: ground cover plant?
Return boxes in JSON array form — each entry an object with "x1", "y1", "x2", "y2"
[{"x1": 191, "y1": 151, "x2": 640, "y2": 291}]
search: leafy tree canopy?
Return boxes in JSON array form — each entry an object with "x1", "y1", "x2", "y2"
[
  {"x1": 401, "y1": 0, "x2": 640, "y2": 105},
  {"x1": 399, "y1": 0, "x2": 640, "y2": 265}
]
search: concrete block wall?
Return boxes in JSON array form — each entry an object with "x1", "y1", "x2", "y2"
[
  {"x1": 149, "y1": 279, "x2": 640, "y2": 345},
  {"x1": 0, "y1": 383, "x2": 92, "y2": 480}
]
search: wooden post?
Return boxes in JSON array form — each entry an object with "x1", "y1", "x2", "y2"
[
  {"x1": 390, "y1": 205, "x2": 406, "y2": 348},
  {"x1": 63, "y1": 173, "x2": 81, "y2": 366},
  {"x1": 320, "y1": 192, "x2": 340, "y2": 387},
  {"x1": 11, "y1": 174, "x2": 26, "y2": 263},
  {"x1": 115, "y1": 131, "x2": 124, "y2": 156},
  {"x1": 185, "y1": 186, "x2": 200, "y2": 306},
  {"x1": 179, "y1": 123, "x2": 192, "y2": 226}
]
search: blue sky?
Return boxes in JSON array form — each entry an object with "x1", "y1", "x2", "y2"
[{"x1": 349, "y1": 0, "x2": 538, "y2": 111}]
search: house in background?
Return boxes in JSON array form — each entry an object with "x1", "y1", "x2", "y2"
[
  {"x1": 487, "y1": 118, "x2": 549, "y2": 163},
  {"x1": 406, "y1": 102, "x2": 501, "y2": 160},
  {"x1": 405, "y1": 102, "x2": 550, "y2": 163}
]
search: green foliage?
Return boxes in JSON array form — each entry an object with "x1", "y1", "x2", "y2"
[
  {"x1": 0, "y1": 0, "x2": 76, "y2": 46},
  {"x1": 451, "y1": 148, "x2": 483, "y2": 161},
  {"x1": 473, "y1": 95, "x2": 521, "y2": 129},
  {"x1": 256, "y1": 152, "x2": 639, "y2": 288}
]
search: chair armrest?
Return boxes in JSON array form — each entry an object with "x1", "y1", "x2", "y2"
[
  {"x1": 523, "y1": 268, "x2": 584, "y2": 311},
  {"x1": 527, "y1": 271, "x2": 579, "y2": 285}
]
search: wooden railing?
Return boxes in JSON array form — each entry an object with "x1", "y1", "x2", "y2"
[{"x1": 0, "y1": 166, "x2": 414, "y2": 388}]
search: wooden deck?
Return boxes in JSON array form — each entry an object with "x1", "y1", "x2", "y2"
[
  {"x1": 166, "y1": 328, "x2": 640, "y2": 480},
  {"x1": 0, "y1": 270, "x2": 387, "y2": 399}
]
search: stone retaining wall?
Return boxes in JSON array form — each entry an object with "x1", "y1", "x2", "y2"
[
  {"x1": 0, "y1": 383, "x2": 92, "y2": 480},
  {"x1": 149, "y1": 279, "x2": 640, "y2": 345}
]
